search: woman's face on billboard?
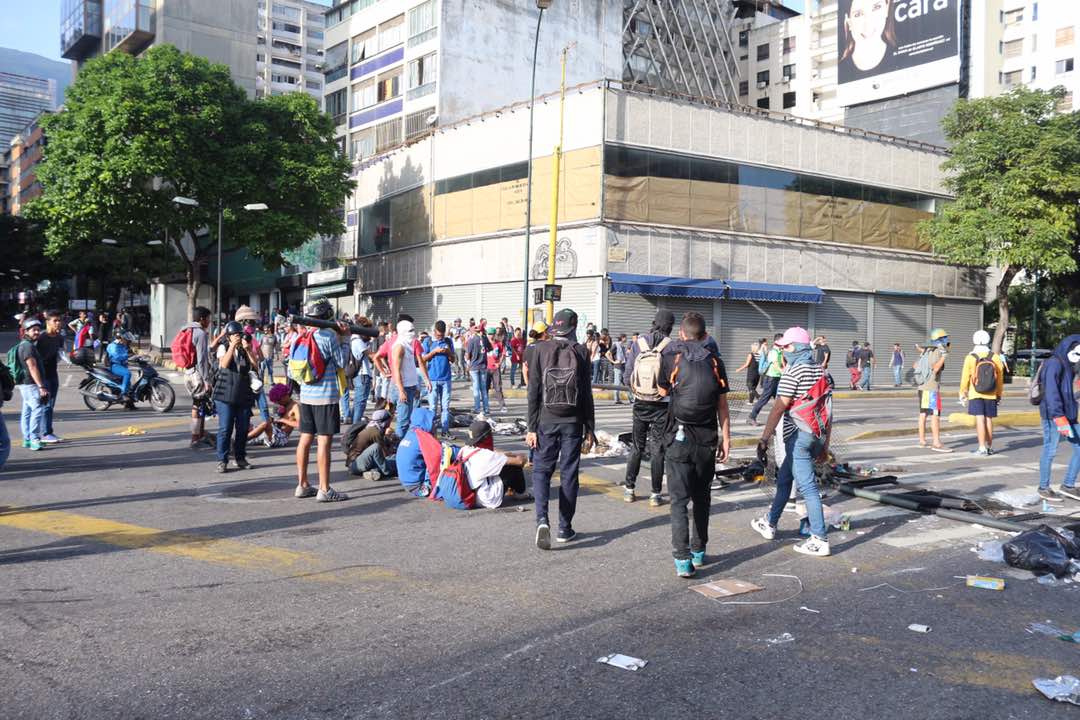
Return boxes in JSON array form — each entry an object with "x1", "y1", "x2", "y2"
[{"x1": 848, "y1": 0, "x2": 890, "y2": 44}]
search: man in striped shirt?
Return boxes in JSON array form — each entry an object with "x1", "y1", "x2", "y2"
[{"x1": 750, "y1": 326, "x2": 832, "y2": 557}]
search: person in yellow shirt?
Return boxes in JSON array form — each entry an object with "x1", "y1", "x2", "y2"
[{"x1": 959, "y1": 330, "x2": 1004, "y2": 457}]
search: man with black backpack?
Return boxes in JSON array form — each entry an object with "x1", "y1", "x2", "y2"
[
  {"x1": 526, "y1": 308, "x2": 596, "y2": 549},
  {"x1": 959, "y1": 330, "x2": 1004, "y2": 457},
  {"x1": 623, "y1": 309, "x2": 675, "y2": 506},
  {"x1": 657, "y1": 312, "x2": 731, "y2": 578}
]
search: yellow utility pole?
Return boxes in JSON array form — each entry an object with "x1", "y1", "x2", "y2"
[{"x1": 545, "y1": 42, "x2": 573, "y2": 323}]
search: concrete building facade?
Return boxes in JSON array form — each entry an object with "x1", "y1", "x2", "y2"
[
  {"x1": 5, "y1": 113, "x2": 51, "y2": 216},
  {"x1": 255, "y1": 0, "x2": 327, "y2": 100},
  {"x1": 340, "y1": 83, "x2": 985, "y2": 386}
]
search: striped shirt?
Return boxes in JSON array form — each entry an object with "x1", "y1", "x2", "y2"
[
  {"x1": 777, "y1": 361, "x2": 825, "y2": 439},
  {"x1": 297, "y1": 329, "x2": 346, "y2": 406}
]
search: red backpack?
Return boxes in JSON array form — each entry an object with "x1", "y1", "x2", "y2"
[
  {"x1": 171, "y1": 327, "x2": 197, "y2": 369},
  {"x1": 429, "y1": 448, "x2": 479, "y2": 510},
  {"x1": 789, "y1": 374, "x2": 833, "y2": 439}
]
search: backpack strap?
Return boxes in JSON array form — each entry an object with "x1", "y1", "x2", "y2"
[
  {"x1": 656, "y1": 337, "x2": 671, "y2": 353},
  {"x1": 637, "y1": 336, "x2": 650, "y2": 353}
]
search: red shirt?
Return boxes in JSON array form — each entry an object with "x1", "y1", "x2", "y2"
[{"x1": 509, "y1": 336, "x2": 525, "y2": 363}]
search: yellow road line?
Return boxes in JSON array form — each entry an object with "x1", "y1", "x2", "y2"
[
  {"x1": 0, "y1": 506, "x2": 396, "y2": 584},
  {"x1": 63, "y1": 417, "x2": 191, "y2": 440}
]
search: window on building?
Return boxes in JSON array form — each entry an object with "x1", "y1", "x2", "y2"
[
  {"x1": 1001, "y1": 69, "x2": 1023, "y2": 85},
  {"x1": 1057, "y1": 26, "x2": 1075, "y2": 47},
  {"x1": 757, "y1": 43, "x2": 769, "y2": 61},
  {"x1": 782, "y1": 63, "x2": 795, "y2": 81},
  {"x1": 1031, "y1": 65, "x2": 1037, "y2": 81},
  {"x1": 376, "y1": 70, "x2": 402, "y2": 102},
  {"x1": 782, "y1": 36, "x2": 795, "y2": 53},
  {"x1": 407, "y1": 52, "x2": 437, "y2": 99},
  {"x1": 782, "y1": 91, "x2": 796, "y2": 109},
  {"x1": 271, "y1": 73, "x2": 299, "y2": 85},
  {"x1": 375, "y1": 117, "x2": 402, "y2": 152},
  {"x1": 272, "y1": 3, "x2": 301, "y2": 21},
  {"x1": 272, "y1": 20, "x2": 301, "y2": 34},
  {"x1": 1003, "y1": 8, "x2": 1023, "y2": 26},
  {"x1": 756, "y1": 96, "x2": 770, "y2": 109},
  {"x1": 405, "y1": 107, "x2": 436, "y2": 139},
  {"x1": 352, "y1": 78, "x2": 376, "y2": 111},
  {"x1": 306, "y1": 79, "x2": 321, "y2": 90},
  {"x1": 1032, "y1": 34, "x2": 1038, "y2": 51},
  {"x1": 739, "y1": 80, "x2": 749, "y2": 95},
  {"x1": 1058, "y1": 91, "x2": 1074, "y2": 112},
  {"x1": 351, "y1": 28, "x2": 375, "y2": 64},
  {"x1": 756, "y1": 69, "x2": 769, "y2": 86},
  {"x1": 272, "y1": 57, "x2": 302, "y2": 70},
  {"x1": 257, "y1": 52, "x2": 265, "y2": 62},
  {"x1": 325, "y1": 88, "x2": 347, "y2": 122},
  {"x1": 350, "y1": 128, "x2": 375, "y2": 160},
  {"x1": 324, "y1": 41, "x2": 347, "y2": 82},
  {"x1": 408, "y1": 0, "x2": 437, "y2": 46},
  {"x1": 1003, "y1": 38, "x2": 1023, "y2": 58},
  {"x1": 738, "y1": 30, "x2": 748, "y2": 47},
  {"x1": 1056, "y1": 57, "x2": 1074, "y2": 74},
  {"x1": 308, "y1": 28, "x2": 323, "y2": 40},
  {"x1": 378, "y1": 15, "x2": 405, "y2": 52}
]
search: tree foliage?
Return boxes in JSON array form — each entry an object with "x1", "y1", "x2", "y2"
[
  {"x1": 27, "y1": 45, "x2": 353, "y2": 317},
  {"x1": 919, "y1": 86, "x2": 1080, "y2": 351}
]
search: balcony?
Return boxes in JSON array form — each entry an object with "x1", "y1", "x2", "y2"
[
  {"x1": 104, "y1": 0, "x2": 156, "y2": 55},
  {"x1": 60, "y1": 0, "x2": 103, "y2": 60}
]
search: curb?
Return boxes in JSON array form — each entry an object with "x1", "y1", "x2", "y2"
[{"x1": 946, "y1": 410, "x2": 1041, "y2": 428}]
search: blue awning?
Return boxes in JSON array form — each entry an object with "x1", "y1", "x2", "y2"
[{"x1": 608, "y1": 273, "x2": 823, "y2": 304}]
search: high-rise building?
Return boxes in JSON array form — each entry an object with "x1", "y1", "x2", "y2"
[
  {"x1": 255, "y1": 0, "x2": 328, "y2": 100},
  {"x1": 0, "y1": 72, "x2": 54, "y2": 212},
  {"x1": 6, "y1": 113, "x2": 51, "y2": 216}
]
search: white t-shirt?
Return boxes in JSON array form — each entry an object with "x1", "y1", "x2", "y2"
[
  {"x1": 460, "y1": 445, "x2": 508, "y2": 509},
  {"x1": 351, "y1": 335, "x2": 371, "y2": 376}
]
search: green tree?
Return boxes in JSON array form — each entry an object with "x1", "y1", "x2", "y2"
[
  {"x1": 919, "y1": 86, "x2": 1080, "y2": 352},
  {"x1": 27, "y1": 45, "x2": 353, "y2": 319}
]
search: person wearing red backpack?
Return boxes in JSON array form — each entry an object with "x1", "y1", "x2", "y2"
[
  {"x1": 959, "y1": 330, "x2": 1004, "y2": 457},
  {"x1": 750, "y1": 326, "x2": 832, "y2": 558},
  {"x1": 176, "y1": 306, "x2": 214, "y2": 450}
]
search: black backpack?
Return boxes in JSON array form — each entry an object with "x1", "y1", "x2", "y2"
[
  {"x1": 542, "y1": 341, "x2": 581, "y2": 411},
  {"x1": 0, "y1": 359, "x2": 13, "y2": 403},
  {"x1": 970, "y1": 353, "x2": 998, "y2": 394},
  {"x1": 344, "y1": 338, "x2": 361, "y2": 380},
  {"x1": 669, "y1": 352, "x2": 724, "y2": 426}
]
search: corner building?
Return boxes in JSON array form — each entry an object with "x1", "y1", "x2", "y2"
[{"x1": 345, "y1": 82, "x2": 984, "y2": 387}]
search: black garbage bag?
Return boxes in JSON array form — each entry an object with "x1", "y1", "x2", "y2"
[{"x1": 1003, "y1": 525, "x2": 1080, "y2": 577}]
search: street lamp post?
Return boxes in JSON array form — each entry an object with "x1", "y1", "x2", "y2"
[{"x1": 521, "y1": 0, "x2": 553, "y2": 331}]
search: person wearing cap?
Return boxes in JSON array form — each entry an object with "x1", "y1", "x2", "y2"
[
  {"x1": 293, "y1": 297, "x2": 352, "y2": 503},
  {"x1": 390, "y1": 319, "x2": 432, "y2": 437},
  {"x1": 525, "y1": 308, "x2": 596, "y2": 548},
  {"x1": 456, "y1": 419, "x2": 530, "y2": 508},
  {"x1": 751, "y1": 326, "x2": 832, "y2": 558},
  {"x1": 623, "y1": 309, "x2": 676, "y2": 506},
  {"x1": 14, "y1": 318, "x2": 49, "y2": 451},
  {"x1": 346, "y1": 410, "x2": 397, "y2": 480},
  {"x1": 213, "y1": 321, "x2": 260, "y2": 473},
  {"x1": 959, "y1": 330, "x2": 1004, "y2": 457},
  {"x1": 105, "y1": 329, "x2": 137, "y2": 408},
  {"x1": 916, "y1": 328, "x2": 950, "y2": 452}
]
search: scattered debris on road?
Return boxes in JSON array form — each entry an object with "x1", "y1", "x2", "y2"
[
  {"x1": 1003, "y1": 525, "x2": 1080, "y2": 576},
  {"x1": 907, "y1": 624, "x2": 932, "y2": 634},
  {"x1": 1034, "y1": 675, "x2": 1080, "y2": 706},
  {"x1": 965, "y1": 575, "x2": 1005, "y2": 590},
  {"x1": 764, "y1": 633, "x2": 795, "y2": 646},
  {"x1": 597, "y1": 654, "x2": 648, "y2": 671},
  {"x1": 991, "y1": 489, "x2": 1041, "y2": 509},
  {"x1": 118, "y1": 426, "x2": 146, "y2": 436},
  {"x1": 689, "y1": 579, "x2": 763, "y2": 599}
]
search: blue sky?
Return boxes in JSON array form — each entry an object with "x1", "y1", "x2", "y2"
[{"x1": 0, "y1": 0, "x2": 63, "y2": 61}]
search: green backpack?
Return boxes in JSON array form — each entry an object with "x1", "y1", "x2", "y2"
[{"x1": 6, "y1": 341, "x2": 28, "y2": 385}]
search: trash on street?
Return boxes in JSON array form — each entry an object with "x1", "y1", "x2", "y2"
[
  {"x1": 764, "y1": 633, "x2": 795, "y2": 645},
  {"x1": 907, "y1": 624, "x2": 932, "y2": 633},
  {"x1": 1033, "y1": 675, "x2": 1080, "y2": 705},
  {"x1": 1003, "y1": 525, "x2": 1080, "y2": 577},
  {"x1": 965, "y1": 576, "x2": 1005, "y2": 590},
  {"x1": 597, "y1": 654, "x2": 648, "y2": 671},
  {"x1": 690, "y1": 579, "x2": 763, "y2": 599}
]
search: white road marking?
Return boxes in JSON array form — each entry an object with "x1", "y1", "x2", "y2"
[{"x1": 878, "y1": 524, "x2": 998, "y2": 549}]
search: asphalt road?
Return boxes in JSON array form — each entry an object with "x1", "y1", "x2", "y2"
[{"x1": 1, "y1": 364, "x2": 1077, "y2": 720}]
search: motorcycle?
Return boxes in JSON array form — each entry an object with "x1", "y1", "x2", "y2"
[{"x1": 73, "y1": 350, "x2": 176, "y2": 413}]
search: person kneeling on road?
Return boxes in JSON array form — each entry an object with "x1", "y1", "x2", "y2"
[
  {"x1": 457, "y1": 419, "x2": 530, "y2": 509},
  {"x1": 751, "y1": 326, "x2": 833, "y2": 558},
  {"x1": 657, "y1": 312, "x2": 731, "y2": 578},
  {"x1": 396, "y1": 406, "x2": 442, "y2": 496},
  {"x1": 346, "y1": 409, "x2": 398, "y2": 481}
]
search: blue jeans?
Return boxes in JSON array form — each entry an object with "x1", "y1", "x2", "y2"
[
  {"x1": 18, "y1": 384, "x2": 45, "y2": 442},
  {"x1": 470, "y1": 369, "x2": 489, "y2": 414},
  {"x1": 428, "y1": 379, "x2": 452, "y2": 434},
  {"x1": 891, "y1": 365, "x2": 902, "y2": 386},
  {"x1": 612, "y1": 367, "x2": 625, "y2": 403},
  {"x1": 749, "y1": 375, "x2": 780, "y2": 421},
  {"x1": 1040, "y1": 415, "x2": 1080, "y2": 490},
  {"x1": 43, "y1": 376, "x2": 58, "y2": 436},
  {"x1": 859, "y1": 367, "x2": 872, "y2": 391},
  {"x1": 350, "y1": 444, "x2": 397, "y2": 477},
  {"x1": 340, "y1": 386, "x2": 351, "y2": 420},
  {"x1": 510, "y1": 362, "x2": 521, "y2": 387},
  {"x1": 532, "y1": 422, "x2": 584, "y2": 530},
  {"x1": 394, "y1": 385, "x2": 419, "y2": 436},
  {"x1": 214, "y1": 400, "x2": 251, "y2": 463},
  {"x1": 352, "y1": 374, "x2": 372, "y2": 425},
  {"x1": 591, "y1": 359, "x2": 601, "y2": 384},
  {"x1": 111, "y1": 363, "x2": 131, "y2": 395},
  {"x1": 0, "y1": 418, "x2": 9, "y2": 469},
  {"x1": 255, "y1": 390, "x2": 270, "y2": 423},
  {"x1": 768, "y1": 429, "x2": 827, "y2": 539},
  {"x1": 261, "y1": 359, "x2": 275, "y2": 386}
]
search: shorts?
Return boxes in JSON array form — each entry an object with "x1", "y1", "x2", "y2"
[
  {"x1": 967, "y1": 398, "x2": 998, "y2": 418},
  {"x1": 300, "y1": 403, "x2": 340, "y2": 436},
  {"x1": 919, "y1": 389, "x2": 941, "y2": 417}
]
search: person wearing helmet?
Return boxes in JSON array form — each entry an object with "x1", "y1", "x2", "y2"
[
  {"x1": 916, "y1": 328, "x2": 950, "y2": 452},
  {"x1": 106, "y1": 329, "x2": 137, "y2": 408},
  {"x1": 959, "y1": 330, "x2": 1004, "y2": 457}
]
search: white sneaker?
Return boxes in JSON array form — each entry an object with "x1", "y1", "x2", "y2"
[
  {"x1": 42, "y1": 434, "x2": 63, "y2": 444},
  {"x1": 294, "y1": 485, "x2": 317, "y2": 499},
  {"x1": 316, "y1": 487, "x2": 349, "y2": 502},
  {"x1": 750, "y1": 516, "x2": 776, "y2": 540},
  {"x1": 793, "y1": 536, "x2": 831, "y2": 557},
  {"x1": 361, "y1": 470, "x2": 383, "y2": 481}
]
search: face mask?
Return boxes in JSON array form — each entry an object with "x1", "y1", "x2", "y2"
[
  {"x1": 400, "y1": 330, "x2": 416, "y2": 344},
  {"x1": 1068, "y1": 346, "x2": 1080, "y2": 365}
]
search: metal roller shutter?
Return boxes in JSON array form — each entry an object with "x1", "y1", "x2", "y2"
[
  {"x1": 932, "y1": 298, "x2": 984, "y2": 385},
  {"x1": 479, "y1": 282, "x2": 522, "y2": 326},
  {"x1": 606, "y1": 291, "x2": 660, "y2": 337},
  {"x1": 358, "y1": 294, "x2": 395, "y2": 325},
  {"x1": 534, "y1": 277, "x2": 602, "y2": 332},
  {"x1": 434, "y1": 285, "x2": 480, "y2": 326},
  {"x1": 872, "y1": 294, "x2": 928, "y2": 387},
  {"x1": 718, "y1": 301, "x2": 808, "y2": 367},
  {"x1": 396, "y1": 288, "x2": 435, "y2": 332},
  {"x1": 659, "y1": 297, "x2": 715, "y2": 338},
  {"x1": 814, "y1": 292, "x2": 867, "y2": 367}
]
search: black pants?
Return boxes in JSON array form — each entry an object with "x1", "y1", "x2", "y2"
[
  {"x1": 625, "y1": 400, "x2": 667, "y2": 493},
  {"x1": 749, "y1": 375, "x2": 779, "y2": 421},
  {"x1": 665, "y1": 440, "x2": 715, "y2": 560},
  {"x1": 746, "y1": 366, "x2": 761, "y2": 402},
  {"x1": 532, "y1": 422, "x2": 583, "y2": 531}
]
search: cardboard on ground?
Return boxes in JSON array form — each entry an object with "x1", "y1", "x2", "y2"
[{"x1": 690, "y1": 579, "x2": 764, "y2": 598}]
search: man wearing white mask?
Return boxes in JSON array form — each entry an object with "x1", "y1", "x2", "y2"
[
  {"x1": 390, "y1": 319, "x2": 432, "y2": 437},
  {"x1": 959, "y1": 330, "x2": 1004, "y2": 457}
]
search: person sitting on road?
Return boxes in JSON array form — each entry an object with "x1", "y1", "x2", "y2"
[
  {"x1": 247, "y1": 383, "x2": 300, "y2": 448},
  {"x1": 346, "y1": 409, "x2": 397, "y2": 480},
  {"x1": 396, "y1": 406, "x2": 442, "y2": 496},
  {"x1": 456, "y1": 419, "x2": 530, "y2": 509},
  {"x1": 106, "y1": 330, "x2": 137, "y2": 409}
]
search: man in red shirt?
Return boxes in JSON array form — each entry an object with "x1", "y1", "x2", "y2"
[{"x1": 509, "y1": 327, "x2": 526, "y2": 389}]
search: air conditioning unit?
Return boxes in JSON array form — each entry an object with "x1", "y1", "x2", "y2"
[
  {"x1": 756, "y1": 81, "x2": 767, "y2": 89},
  {"x1": 782, "y1": 76, "x2": 792, "y2": 84}
]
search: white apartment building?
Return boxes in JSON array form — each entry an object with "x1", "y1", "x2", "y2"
[
  {"x1": 255, "y1": 0, "x2": 328, "y2": 100},
  {"x1": 970, "y1": 0, "x2": 1078, "y2": 108}
]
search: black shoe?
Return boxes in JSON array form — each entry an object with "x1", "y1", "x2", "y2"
[
  {"x1": 556, "y1": 527, "x2": 577, "y2": 544},
  {"x1": 216, "y1": 461, "x2": 228, "y2": 474},
  {"x1": 235, "y1": 459, "x2": 253, "y2": 470}
]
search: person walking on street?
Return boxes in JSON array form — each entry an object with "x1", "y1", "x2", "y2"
[
  {"x1": 611, "y1": 334, "x2": 628, "y2": 404},
  {"x1": 466, "y1": 325, "x2": 490, "y2": 416},
  {"x1": 916, "y1": 329, "x2": 950, "y2": 452},
  {"x1": 735, "y1": 339, "x2": 764, "y2": 402},
  {"x1": 259, "y1": 324, "x2": 279, "y2": 386},
  {"x1": 488, "y1": 327, "x2": 508, "y2": 412},
  {"x1": 858, "y1": 342, "x2": 876, "y2": 391},
  {"x1": 521, "y1": 321, "x2": 547, "y2": 388},
  {"x1": 845, "y1": 341, "x2": 861, "y2": 390},
  {"x1": 748, "y1": 333, "x2": 784, "y2": 426},
  {"x1": 1036, "y1": 334, "x2": 1080, "y2": 502},
  {"x1": 509, "y1": 327, "x2": 526, "y2": 389},
  {"x1": 35, "y1": 311, "x2": 65, "y2": 443},
  {"x1": 586, "y1": 331, "x2": 601, "y2": 384},
  {"x1": 293, "y1": 298, "x2": 351, "y2": 502},
  {"x1": 813, "y1": 336, "x2": 831, "y2": 370},
  {"x1": 890, "y1": 343, "x2": 905, "y2": 387},
  {"x1": 182, "y1": 307, "x2": 214, "y2": 449},
  {"x1": 422, "y1": 320, "x2": 455, "y2": 437},
  {"x1": 750, "y1": 326, "x2": 832, "y2": 557},
  {"x1": 14, "y1": 318, "x2": 49, "y2": 451},
  {"x1": 624, "y1": 311, "x2": 675, "y2": 506},
  {"x1": 658, "y1": 312, "x2": 731, "y2": 577},
  {"x1": 526, "y1": 309, "x2": 596, "y2": 549},
  {"x1": 212, "y1": 321, "x2": 258, "y2": 473},
  {"x1": 959, "y1": 330, "x2": 1004, "y2": 457}
]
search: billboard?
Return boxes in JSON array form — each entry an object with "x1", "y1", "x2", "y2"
[{"x1": 837, "y1": 0, "x2": 961, "y2": 107}]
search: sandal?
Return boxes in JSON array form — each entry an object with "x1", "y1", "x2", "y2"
[{"x1": 930, "y1": 445, "x2": 953, "y2": 453}]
